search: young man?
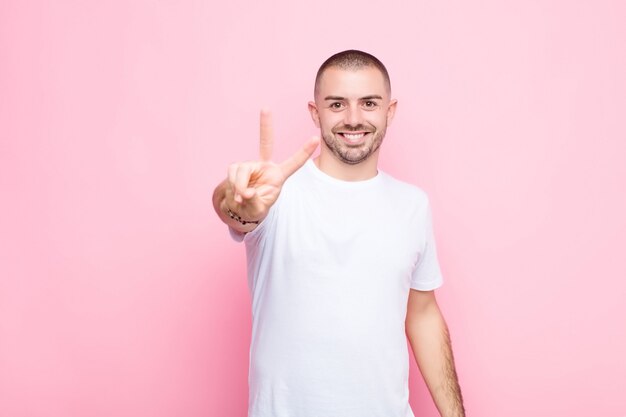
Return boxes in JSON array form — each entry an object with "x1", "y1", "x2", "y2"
[{"x1": 213, "y1": 50, "x2": 465, "y2": 417}]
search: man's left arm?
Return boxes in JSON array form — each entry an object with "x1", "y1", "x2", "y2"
[{"x1": 405, "y1": 289, "x2": 465, "y2": 417}]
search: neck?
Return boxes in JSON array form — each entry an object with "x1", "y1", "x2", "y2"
[{"x1": 314, "y1": 149, "x2": 380, "y2": 181}]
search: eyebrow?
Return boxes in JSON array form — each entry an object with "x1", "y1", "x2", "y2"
[{"x1": 324, "y1": 95, "x2": 383, "y2": 101}]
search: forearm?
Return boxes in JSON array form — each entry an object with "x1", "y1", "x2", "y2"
[
  {"x1": 212, "y1": 179, "x2": 259, "y2": 234},
  {"x1": 406, "y1": 305, "x2": 465, "y2": 417}
]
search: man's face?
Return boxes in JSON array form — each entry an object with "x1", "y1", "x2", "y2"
[{"x1": 309, "y1": 66, "x2": 397, "y2": 165}]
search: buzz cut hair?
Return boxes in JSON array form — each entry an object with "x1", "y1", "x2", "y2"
[{"x1": 314, "y1": 49, "x2": 391, "y2": 97}]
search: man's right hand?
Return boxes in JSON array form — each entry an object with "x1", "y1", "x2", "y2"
[{"x1": 215, "y1": 109, "x2": 319, "y2": 229}]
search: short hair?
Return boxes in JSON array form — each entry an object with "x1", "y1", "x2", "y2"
[{"x1": 314, "y1": 49, "x2": 391, "y2": 97}]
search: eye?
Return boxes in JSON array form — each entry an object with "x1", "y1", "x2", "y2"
[
  {"x1": 363, "y1": 100, "x2": 378, "y2": 109},
  {"x1": 329, "y1": 102, "x2": 344, "y2": 110}
]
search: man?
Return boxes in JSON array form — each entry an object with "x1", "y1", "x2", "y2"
[{"x1": 213, "y1": 50, "x2": 465, "y2": 417}]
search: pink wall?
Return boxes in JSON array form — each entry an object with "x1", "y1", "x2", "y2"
[{"x1": 1, "y1": 1, "x2": 625, "y2": 416}]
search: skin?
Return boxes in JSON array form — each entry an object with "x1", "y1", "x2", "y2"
[
  {"x1": 212, "y1": 65, "x2": 465, "y2": 417},
  {"x1": 308, "y1": 66, "x2": 397, "y2": 181},
  {"x1": 406, "y1": 288, "x2": 466, "y2": 417},
  {"x1": 211, "y1": 110, "x2": 319, "y2": 233}
]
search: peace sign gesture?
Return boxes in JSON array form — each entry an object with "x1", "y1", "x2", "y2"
[{"x1": 216, "y1": 109, "x2": 320, "y2": 229}]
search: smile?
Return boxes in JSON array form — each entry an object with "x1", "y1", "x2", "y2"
[
  {"x1": 342, "y1": 133, "x2": 365, "y2": 140},
  {"x1": 337, "y1": 131, "x2": 371, "y2": 145}
]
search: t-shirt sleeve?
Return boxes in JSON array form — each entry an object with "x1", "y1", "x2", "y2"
[
  {"x1": 228, "y1": 225, "x2": 246, "y2": 242},
  {"x1": 410, "y1": 200, "x2": 444, "y2": 291}
]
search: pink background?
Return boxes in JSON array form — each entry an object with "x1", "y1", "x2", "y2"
[{"x1": 1, "y1": 1, "x2": 625, "y2": 416}]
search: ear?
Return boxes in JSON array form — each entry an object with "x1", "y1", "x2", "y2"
[
  {"x1": 308, "y1": 101, "x2": 320, "y2": 128},
  {"x1": 386, "y1": 99, "x2": 398, "y2": 125}
]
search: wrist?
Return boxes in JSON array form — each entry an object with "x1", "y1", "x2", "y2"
[
  {"x1": 226, "y1": 207, "x2": 259, "y2": 225},
  {"x1": 220, "y1": 198, "x2": 263, "y2": 233}
]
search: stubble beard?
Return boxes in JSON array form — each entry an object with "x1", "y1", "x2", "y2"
[{"x1": 322, "y1": 124, "x2": 387, "y2": 165}]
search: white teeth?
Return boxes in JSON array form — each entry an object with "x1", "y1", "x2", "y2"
[{"x1": 343, "y1": 133, "x2": 364, "y2": 140}]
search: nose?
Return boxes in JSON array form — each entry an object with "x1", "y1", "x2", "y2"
[{"x1": 344, "y1": 104, "x2": 362, "y2": 127}]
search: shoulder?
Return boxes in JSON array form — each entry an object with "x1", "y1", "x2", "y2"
[
  {"x1": 379, "y1": 171, "x2": 431, "y2": 210},
  {"x1": 283, "y1": 160, "x2": 312, "y2": 189}
]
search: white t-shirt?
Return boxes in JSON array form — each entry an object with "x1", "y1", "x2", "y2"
[{"x1": 230, "y1": 159, "x2": 443, "y2": 417}]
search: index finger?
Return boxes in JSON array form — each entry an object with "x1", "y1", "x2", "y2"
[
  {"x1": 259, "y1": 109, "x2": 273, "y2": 161},
  {"x1": 280, "y1": 136, "x2": 320, "y2": 178}
]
